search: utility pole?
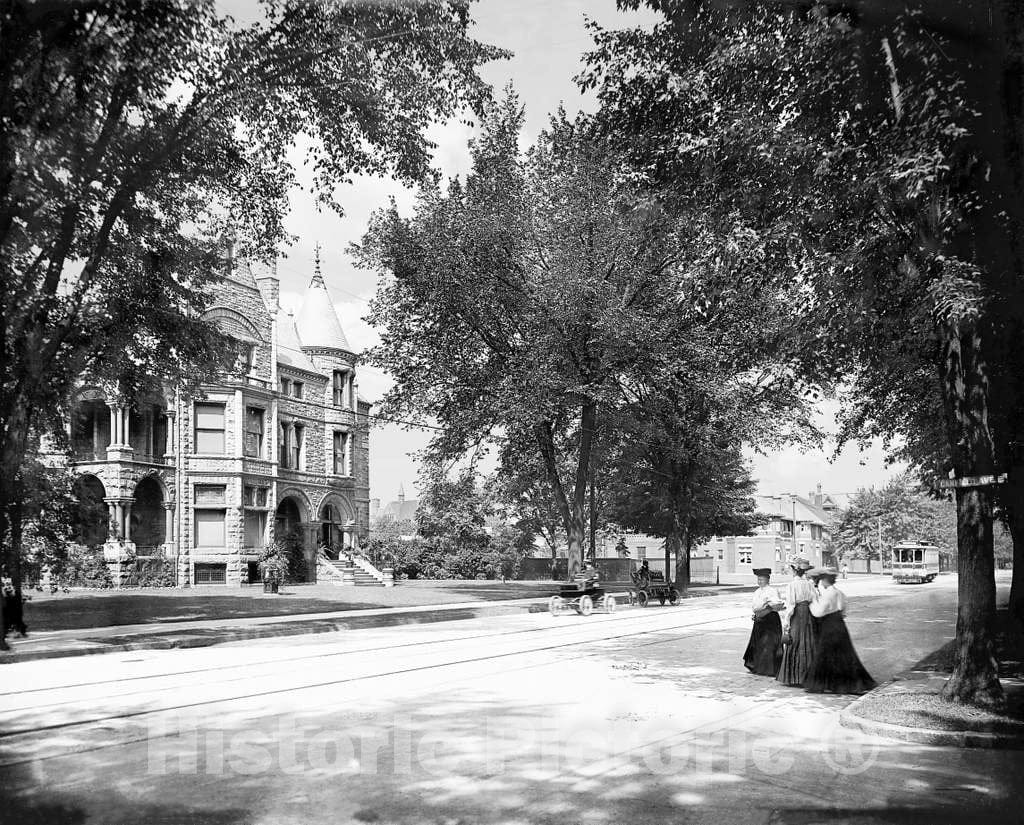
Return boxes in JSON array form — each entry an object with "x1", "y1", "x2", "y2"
[
  {"x1": 876, "y1": 517, "x2": 883, "y2": 575},
  {"x1": 790, "y1": 495, "x2": 798, "y2": 561}
]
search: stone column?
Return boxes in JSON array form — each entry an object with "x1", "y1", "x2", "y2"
[
  {"x1": 109, "y1": 405, "x2": 120, "y2": 446},
  {"x1": 269, "y1": 397, "x2": 279, "y2": 467},
  {"x1": 122, "y1": 407, "x2": 131, "y2": 447},
  {"x1": 351, "y1": 378, "x2": 358, "y2": 412},
  {"x1": 163, "y1": 503, "x2": 175, "y2": 544},
  {"x1": 162, "y1": 411, "x2": 175, "y2": 462},
  {"x1": 107, "y1": 501, "x2": 119, "y2": 538},
  {"x1": 234, "y1": 389, "x2": 244, "y2": 458},
  {"x1": 114, "y1": 502, "x2": 124, "y2": 538},
  {"x1": 123, "y1": 501, "x2": 133, "y2": 542},
  {"x1": 145, "y1": 407, "x2": 154, "y2": 458}
]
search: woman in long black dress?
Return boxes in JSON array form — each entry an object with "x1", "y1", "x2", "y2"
[
  {"x1": 804, "y1": 569, "x2": 876, "y2": 694},
  {"x1": 743, "y1": 568, "x2": 785, "y2": 675},
  {"x1": 777, "y1": 558, "x2": 818, "y2": 686}
]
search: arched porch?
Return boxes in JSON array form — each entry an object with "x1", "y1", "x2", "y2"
[
  {"x1": 275, "y1": 492, "x2": 315, "y2": 583},
  {"x1": 319, "y1": 496, "x2": 357, "y2": 556}
]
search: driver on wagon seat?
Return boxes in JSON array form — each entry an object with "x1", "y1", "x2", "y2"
[{"x1": 575, "y1": 560, "x2": 599, "y2": 586}]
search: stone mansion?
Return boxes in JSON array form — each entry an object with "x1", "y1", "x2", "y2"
[{"x1": 64, "y1": 256, "x2": 370, "y2": 586}]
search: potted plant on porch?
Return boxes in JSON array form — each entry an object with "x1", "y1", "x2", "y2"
[{"x1": 258, "y1": 542, "x2": 288, "y2": 594}]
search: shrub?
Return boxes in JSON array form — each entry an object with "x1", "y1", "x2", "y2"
[{"x1": 62, "y1": 543, "x2": 113, "y2": 588}]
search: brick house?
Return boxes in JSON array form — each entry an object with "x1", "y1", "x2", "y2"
[
  {"x1": 695, "y1": 486, "x2": 838, "y2": 576},
  {"x1": 589, "y1": 485, "x2": 839, "y2": 579},
  {"x1": 64, "y1": 255, "x2": 370, "y2": 586}
]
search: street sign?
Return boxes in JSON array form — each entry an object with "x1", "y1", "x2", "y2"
[{"x1": 936, "y1": 474, "x2": 1007, "y2": 490}]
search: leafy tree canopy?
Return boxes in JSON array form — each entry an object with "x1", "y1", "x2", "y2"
[{"x1": 832, "y1": 472, "x2": 957, "y2": 564}]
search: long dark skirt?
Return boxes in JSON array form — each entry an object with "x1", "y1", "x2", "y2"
[
  {"x1": 804, "y1": 612, "x2": 877, "y2": 695},
  {"x1": 776, "y1": 601, "x2": 816, "y2": 686},
  {"x1": 743, "y1": 611, "x2": 783, "y2": 676}
]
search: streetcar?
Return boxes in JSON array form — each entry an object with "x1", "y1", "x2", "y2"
[{"x1": 891, "y1": 541, "x2": 943, "y2": 584}]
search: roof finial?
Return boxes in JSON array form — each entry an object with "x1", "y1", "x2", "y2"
[{"x1": 313, "y1": 241, "x2": 324, "y2": 285}]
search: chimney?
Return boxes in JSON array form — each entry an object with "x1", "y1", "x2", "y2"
[
  {"x1": 254, "y1": 260, "x2": 280, "y2": 310},
  {"x1": 815, "y1": 482, "x2": 823, "y2": 507}
]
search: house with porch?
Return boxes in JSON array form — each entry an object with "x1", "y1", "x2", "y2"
[{"x1": 64, "y1": 253, "x2": 371, "y2": 586}]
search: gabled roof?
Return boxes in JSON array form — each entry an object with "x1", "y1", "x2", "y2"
[
  {"x1": 756, "y1": 495, "x2": 829, "y2": 527},
  {"x1": 378, "y1": 499, "x2": 419, "y2": 523},
  {"x1": 295, "y1": 263, "x2": 351, "y2": 352},
  {"x1": 227, "y1": 260, "x2": 260, "y2": 291}
]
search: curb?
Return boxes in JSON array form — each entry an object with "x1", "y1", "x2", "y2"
[
  {"x1": 0, "y1": 583, "x2": 735, "y2": 665},
  {"x1": 0, "y1": 599, "x2": 551, "y2": 664},
  {"x1": 839, "y1": 682, "x2": 1024, "y2": 750}
]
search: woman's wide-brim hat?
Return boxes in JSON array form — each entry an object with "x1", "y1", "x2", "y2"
[
  {"x1": 752, "y1": 568, "x2": 772, "y2": 577},
  {"x1": 790, "y1": 557, "x2": 812, "y2": 571},
  {"x1": 808, "y1": 567, "x2": 838, "y2": 579}
]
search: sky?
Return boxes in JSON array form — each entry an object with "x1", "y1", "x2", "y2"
[{"x1": 269, "y1": 0, "x2": 904, "y2": 505}]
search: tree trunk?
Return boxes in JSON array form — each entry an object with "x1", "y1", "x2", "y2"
[
  {"x1": 588, "y1": 471, "x2": 596, "y2": 561},
  {"x1": 1008, "y1": 508, "x2": 1024, "y2": 632},
  {"x1": 941, "y1": 485, "x2": 1003, "y2": 707},
  {"x1": 683, "y1": 532, "x2": 692, "y2": 593},
  {"x1": 938, "y1": 327, "x2": 1004, "y2": 707},
  {"x1": 1006, "y1": 473, "x2": 1024, "y2": 632},
  {"x1": 0, "y1": 491, "x2": 9, "y2": 651},
  {"x1": 564, "y1": 513, "x2": 586, "y2": 581},
  {"x1": 534, "y1": 402, "x2": 597, "y2": 581},
  {"x1": 667, "y1": 517, "x2": 690, "y2": 596},
  {"x1": 664, "y1": 537, "x2": 673, "y2": 586}
]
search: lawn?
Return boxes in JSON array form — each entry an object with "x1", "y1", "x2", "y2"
[{"x1": 20, "y1": 580, "x2": 557, "y2": 632}]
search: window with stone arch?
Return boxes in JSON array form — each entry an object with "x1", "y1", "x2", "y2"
[{"x1": 320, "y1": 502, "x2": 345, "y2": 551}]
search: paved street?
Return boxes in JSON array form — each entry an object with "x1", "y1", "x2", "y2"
[{"x1": 2, "y1": 574, "x2": 1021, "y2": 825}]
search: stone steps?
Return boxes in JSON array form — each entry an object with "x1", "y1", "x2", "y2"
[{"x1": 319, "y1": 558, "x2": 384, "y2": 587}]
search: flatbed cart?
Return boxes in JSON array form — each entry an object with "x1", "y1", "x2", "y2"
[
  {"x1": 548, "y1": 577, "x2": 617, "y2": 616},
  {"x1": 629, "y1": 569, "x2": 680, "y2": 607}
]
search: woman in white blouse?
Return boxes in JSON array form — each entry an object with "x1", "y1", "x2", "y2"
[
  {"x1": 742, "y1": 568, "x2": 785, "y2": 676},
  {"x1": 776, "y1": 558, "x2": 818, "y2": 686},
  {"x1": 803, "y1": 569, "x2": 876, "y2": 694}
]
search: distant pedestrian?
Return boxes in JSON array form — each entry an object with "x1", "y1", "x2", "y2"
[
  {"x1": 743, "y1": 568, "x2": 785, "y2": 676},
  {"x1": 804, "y1": 569, "x2": 876, "y2": 695},
  {"x1": 776, "y1": 557, "x2": 817, "y2": 687},
  {"x1": 841, "y1": 562, "x2": 849, "y2": 580}
]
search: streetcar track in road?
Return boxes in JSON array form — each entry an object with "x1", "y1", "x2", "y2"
[
  {"x1": 0, "y1": 597, "x2": 747, "y2": 701},
  {"x1": 0, "y1": 618, "x2": 821, "y2": 783},
  {"x1": 0, "y1": 610, "x2": 750, "y2": 744}
]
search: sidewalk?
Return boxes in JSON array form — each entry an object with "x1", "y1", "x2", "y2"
[
  {"x1": 0, "y1": 580, "x2": 743, "y2": 664},
  {"x1": 841, "y1": 608, "x2": 1024, "y2": 748}
]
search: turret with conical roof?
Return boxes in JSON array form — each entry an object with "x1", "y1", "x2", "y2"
[{"x1": 296, "y1": 244, "x2": 352, "y2": 354}]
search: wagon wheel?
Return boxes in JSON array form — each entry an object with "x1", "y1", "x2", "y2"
[
  {"x1": 603, "y1": 595, "x2": 616, "y2": 613},
  {"x1": 548, "y1": 596, "x2": 563, "y2": 615},
  {"x1": 579, "y1": 595, "x2": 593, "y2": 616},
  {"x1": 636, "y1": 589, "x2": 649, "y2": 608},
  {"x1": 668, "y1": 588, "x2": 680, "y2": 605}
]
